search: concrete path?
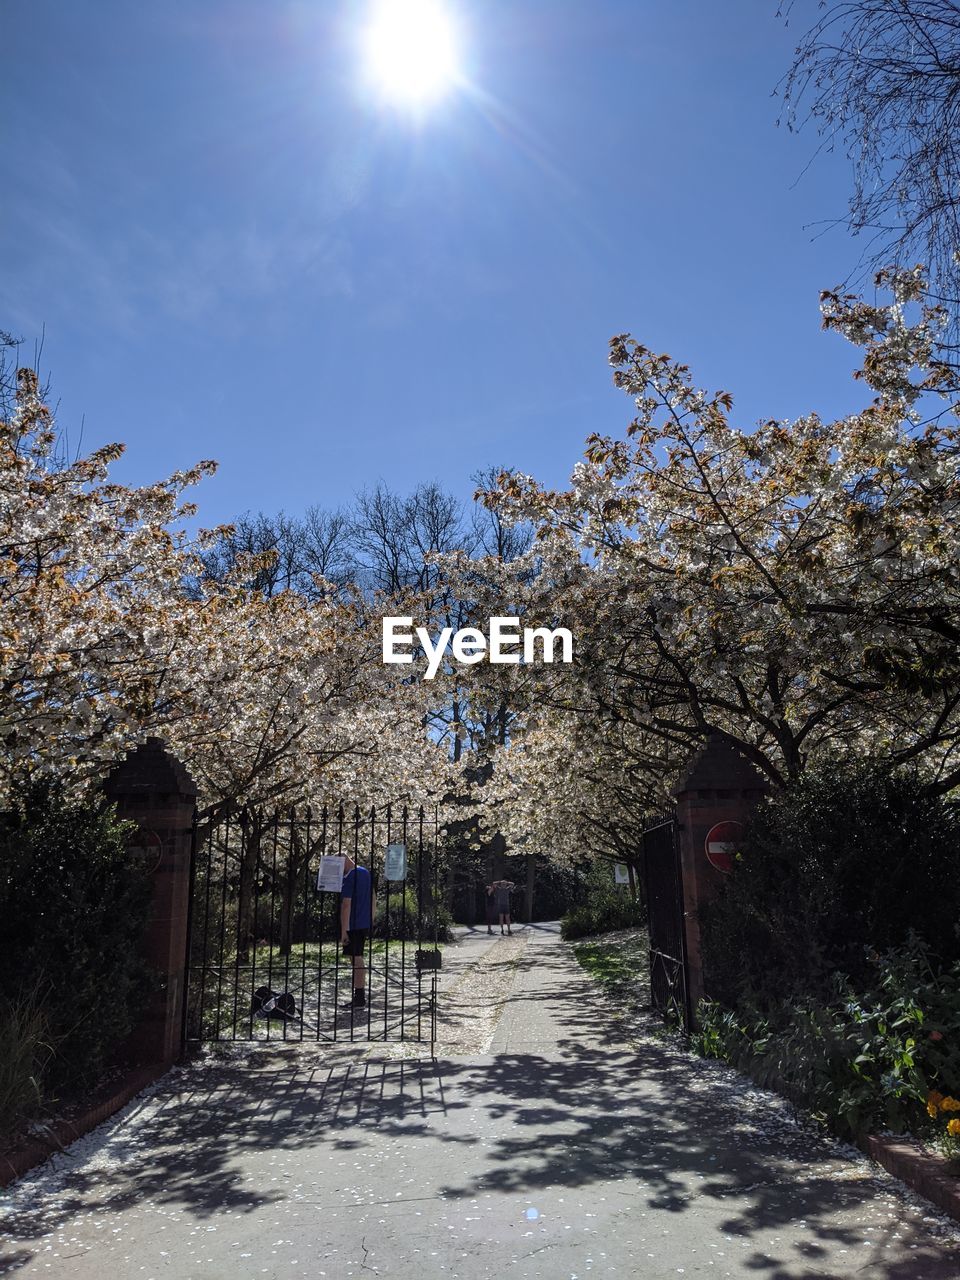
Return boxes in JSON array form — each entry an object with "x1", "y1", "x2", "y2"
[{"x1": 3, "y1": 923, "x2": 960, "y2": 1279}]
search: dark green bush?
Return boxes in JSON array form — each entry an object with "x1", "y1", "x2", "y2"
[
  {"x1": 695, "y1": 938, "x2": 960, "y2": 1139},
  {"x1": 700, "y1": 762, "x2": 960, "y2": 1011},
  {"x1": 374, "y1": 885, "x2": 453, "y2": 942},
  {"x1": 0, "y1": 782, "x2": 153, "y2": 1110},
  {"x1": 528, "y1": 858, "x2": 589, "y2": 922},
  {"x1": 0, "y1": 982, "x2": 61, "y2": 1134},
  {"x1": 694, "y1": 761, "x2": 960, "y2": 1142},
  {"x1": 560, "y1": 859, "x2": 645, "y2": 940}
]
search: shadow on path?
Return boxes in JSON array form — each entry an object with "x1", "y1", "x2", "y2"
[{"x1": 2, "y1": 932, "x2": 958, "y2": 1280}]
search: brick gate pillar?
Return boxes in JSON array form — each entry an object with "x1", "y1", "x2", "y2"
[
  {"x1": 103, "y1": 737, "x2": 197, "y2": 1066},
  {"x1": 672, "y1": 734, "x2": 769, "y2": 1015}
]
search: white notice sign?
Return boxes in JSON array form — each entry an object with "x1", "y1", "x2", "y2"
[
  {"x1": 614, "y1": 863, "x2": 630, "y2": 885},
  {"x1": 317, "y1": 855, "x2": 345, "y2": 893},
  {"x1": 385, "y1": 843, "x2": 407, "y2": 881}
]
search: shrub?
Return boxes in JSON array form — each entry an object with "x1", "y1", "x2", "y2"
[
  {"x1": 694, "y1": 762, "x2": 960, "y2": 1145},
  {"x1": 0, "y1": 982, "x2": 60, "y2": 1135},
  {"x1": 694, "y1": 938, "x2": 960, "y2": 1139},
  {"x1": 374, "y1": 885, "x2": 453, "y2": 942},
  {"x1": 700, "y1": 762, "x2": 960, "y2": 1012},
  {"x1": 525, "y1": 858, "x2": 585, "y2": 922},
  {"x1": 560, "y1": 859, "x2": 645, "y2": 940},
  {"x1": 0, "y1": 781, "x2": 153, "y2": 1107}
]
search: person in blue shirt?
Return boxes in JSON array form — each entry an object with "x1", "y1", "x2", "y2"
[{"x1": 340, "y1": 855, "x2": 376, "y2": 1007}]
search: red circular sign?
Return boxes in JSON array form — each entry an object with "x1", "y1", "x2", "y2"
[
  {"x1": 127, "y1": 827, "x2": 164, "y2": 874},
  {"x1": 704, "y1": 821, "x2": 743, "y2": 874}
]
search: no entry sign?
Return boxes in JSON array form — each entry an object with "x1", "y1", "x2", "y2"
[{"x1": 704, "y1": 820, "x2": 743, "y2": 874}]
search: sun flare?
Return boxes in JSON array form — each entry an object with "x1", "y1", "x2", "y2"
[{"x1": 361, "y1": 0, "x2": 461, "y2": 107}]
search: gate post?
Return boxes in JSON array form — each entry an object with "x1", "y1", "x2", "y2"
[
  {"x1": 671, "y1": 734, "x2": 768, "y2": 1017},
  {"x1": 103, "y1": 737, "x2": 197, "y2": 1066}
]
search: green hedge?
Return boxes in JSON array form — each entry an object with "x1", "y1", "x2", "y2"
[
  {"x1": 560, "y1": 859, "x2": 645, "y2": 940},
  {"x1": 0, "y1": 782, "x2": 153, "y2": 1128},
  {"x1": 0, "y1": 983, "x2": 57, "y2": 1136},
  {"x1": 374, "y1": 885, "x2": 453, "y2": 942},
  {"x1": 695, "y1": 762, "x2": 960, "y2": 1147},
  {"x1": 700, "y1": 763, "x2": 960, "y2": 1012},
  {"x1": 695, "y1": 938, "x2": 960, "y2": 1146}
]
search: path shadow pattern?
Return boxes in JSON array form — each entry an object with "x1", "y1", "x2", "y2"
[{"x1": 2, "y1": 935, "x2": 958, "y2": 1280}]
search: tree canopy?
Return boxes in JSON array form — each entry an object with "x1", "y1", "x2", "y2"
[
  {"x1": 781, "y1": 1, "x2": 960, "y2": 324},
  {"x1": 438, "y1": 268, "x2": 960, "y2": 863}
]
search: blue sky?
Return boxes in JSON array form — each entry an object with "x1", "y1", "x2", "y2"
[{"x1": 4, "y1": 1, "x2": 871, "y2": 527}]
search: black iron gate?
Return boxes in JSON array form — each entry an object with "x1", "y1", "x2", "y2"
[
  {"x1": 641, "y1": 815, "x2": 690, "y2": 1030},
  {"x1": 181, "y1": 804, "x2": 442, "y2": 1047}
]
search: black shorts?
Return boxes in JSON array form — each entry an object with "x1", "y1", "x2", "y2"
[{"x1": 342, "y1": 928, "x2": 369, "y2": 958}]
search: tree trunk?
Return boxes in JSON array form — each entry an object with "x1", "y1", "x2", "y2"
[
  {"x1": 482, "y1": 848, "x2": 494, "y2": 925},
  {"x1": 524, "y1": 852, "x2": 536, "y2": 923},
  {"x1": 279, "y1": 825, "x2": 309, "y2": 957},
  {"x1": 236, "y1": 819, "x2": 261, "y2": 966},
  {"x1": 444, "y1": 853, "x2": 456, "y2": 915},
  {"x1": 278, "y1": 851, "x2": 297, "y2": 957}
]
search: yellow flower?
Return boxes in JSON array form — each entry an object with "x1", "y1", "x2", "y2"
[
  {"x1": 941, "y1": 1097, "x2": 960, "y2": 1112},
  {"x1": 928, "y1": 1090, "x2": 944, "y2": 1113},
  {"x1": 928, "y1": 1101, "x2": 940, "y2": 1118},
  {"x1": 947, "y1": 1119, "x2": 960, "y2": 1137}
]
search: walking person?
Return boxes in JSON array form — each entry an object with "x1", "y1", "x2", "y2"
[
  {"x1": 493, "y1": 878, "x2": 515, "y2": 935},
  {"x1": 340, "y1": 854, "x2": 376, "y2": 1007}
]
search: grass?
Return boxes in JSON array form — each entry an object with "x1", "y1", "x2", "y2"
[
  {"x1": 195, "y1": 936, "x2": 443, "y2": 973},
  {"x1": 572, "y1": 930, "x2": 649, "y2": 994},
  {"x1": 250, "y1": 938, "x2": 422, "y2": 965},
  {"x1": 187, "y1": 935, "x2": 445, "y2": 1043}
]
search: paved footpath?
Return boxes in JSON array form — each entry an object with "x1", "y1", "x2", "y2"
[{"x1": 3, "y1": 923, "x2": 960, "y2": 1280}]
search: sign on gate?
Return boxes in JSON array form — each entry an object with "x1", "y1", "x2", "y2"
[
  {"x1": 385, "y1": 843, "x2": 407, "y2": 880},
  {"x1": 184, "y1": 803, "x2": 442, "y2": 1049},
  {"x1": 704, "y1": 821, "x2": 743, "y2": 874},
  {"x1": 317, "y1": 855, "x2": 346, "y2": 892}
]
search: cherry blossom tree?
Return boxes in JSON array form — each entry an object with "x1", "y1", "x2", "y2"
[
  {"x1": 0, "y1": 356, "x2": 446, "y2": 817},
  {"x1": 456, "y1": 269, "x2": 960, "y2": 865},
  {"x1": 0, "y1": 362, "x2": 217, "y2": 790}
]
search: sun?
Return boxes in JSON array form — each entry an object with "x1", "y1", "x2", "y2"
[{"x1": 361, "y1": 0, "x2": 461, "y2": 108}]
